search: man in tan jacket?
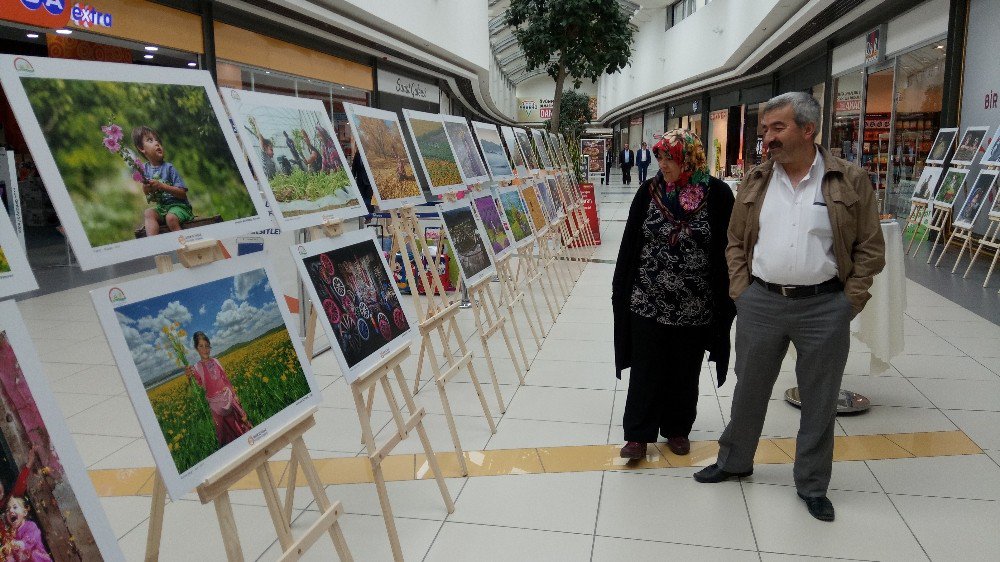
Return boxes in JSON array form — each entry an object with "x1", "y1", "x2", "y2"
[{"x1": 693, "y1": 92, "x2": 885, "y2": 522}]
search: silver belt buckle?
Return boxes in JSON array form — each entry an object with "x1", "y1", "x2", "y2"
[{"x1": 781, "y1": 285, "x2": 795, "y2": 297}]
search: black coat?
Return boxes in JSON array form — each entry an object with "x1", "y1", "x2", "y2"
[
  {"x1": 620, "y1": 150, "x2": 635, "y2": 169},
  {"x1": 611, "y1": 175, "x2": 737, "y2": 385}
]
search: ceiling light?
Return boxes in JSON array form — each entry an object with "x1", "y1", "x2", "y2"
[
  {"x1": 55, "y1": 29, "x2": 72, "y2": 35},
  {"x1": 143, "y1": 54, "x2": 154, "y2": 59},
  {"x1": 26, "y1": 33, "x2": 39, "y2": 39},
  {"x1": 935, "y1": 45, "x2": 944, "y2": 49},
  {"x1": 187, "y1": 62, "x2": 197, "y2": 67},
  {"x1": 145, "y1": 46, "x2": 159, "y2": 52}
]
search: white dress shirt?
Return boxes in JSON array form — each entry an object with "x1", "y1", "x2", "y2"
[{"x1": 752, "y1": 150, "x2": 838, "y2": 286}]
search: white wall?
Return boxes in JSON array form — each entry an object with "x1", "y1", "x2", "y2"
[
  {"x1": 598, "y1": 0, "x2": 784, "y2": 116},
  {"x1": 516, "y1": 74, "x2": 598, "y2": 101},
  {"x1": 332, "y1": 0, "x2": 491, "y2": 71}
]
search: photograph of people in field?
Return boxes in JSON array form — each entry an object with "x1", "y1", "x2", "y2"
[
  {"x1": 344, "y1": 105, "x2": 423, "y2": 208},
  {"x1": 222, "y1": 89, "x2": 364, "y2": 227},
  {"x1": 110, "y1": 269, "x2": 311, "y2": 475},
  {"x1": 497, "y1": 189, "x2": 533, "y2": 243}
]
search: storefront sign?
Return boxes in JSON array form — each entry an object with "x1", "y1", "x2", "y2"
[
  {"x1": 629, "y1": 115, "x2": 643, "y2": 126},
  {"x1": 517, "y1": 97, "x2": 553, "y2": 122},
  {"x1": 377, "y1": 68, "x2": 439, "y2": 102},
  {"x1": 70, "y1": 3, "x2": 113, "y2": 28},
  {"x1": 5, "y1": 0, "x2": 70, "y2": 28}
]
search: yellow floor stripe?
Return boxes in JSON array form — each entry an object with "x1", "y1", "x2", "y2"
[{"x1": 87, "y1": 430, "x2": 983, "y2": 497}]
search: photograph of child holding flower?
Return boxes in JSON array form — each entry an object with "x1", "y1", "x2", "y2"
[{"x1": 109, "y1": 268, "x2": 312, "y2": 475}]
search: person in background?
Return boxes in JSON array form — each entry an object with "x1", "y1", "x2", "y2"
[
  {"x1": 351, "y1": 149, "x2": 375, "y2": 217},
  {"x1": 694, "y1": 92, "x2": 885, "y2": 523},
  {"x1": 604, "y1": 147, "x2": 615, "y2": 185},
  {"x1": 620, "y1": 144, "x2": 635, "y2": 186},
  {"x1": 612, "y1": 129, "x2": 736, "y2": 460},
  {"x1": 636, "y1": 141, "x2": 652, "y2": 183}
]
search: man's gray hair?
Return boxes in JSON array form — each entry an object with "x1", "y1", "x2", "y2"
[{"x1": 764, "y1": 91, "x2": 821, "y2": 137}]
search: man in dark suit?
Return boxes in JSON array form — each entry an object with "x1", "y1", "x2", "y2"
[
  {"x1": 636, "y1": 142, "x2": 652, "y2": 184},
  {"x1": 603, "y1": 148, "x2": 615, "y2": 185},
  {"x1": 620, "y1": 144, "x2": 635, "y2": 185}
]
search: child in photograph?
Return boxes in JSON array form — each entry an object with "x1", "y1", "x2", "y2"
[
  {"x1": 3, "y1": 496, "x2": 51, "y2": 562},
  {"x1": 133, "y1": 126, "x2": 194, "y2": 236},
  {"x1": 248, "y1": 117, "x2": 277, "y2": 180},
  {"x1": 185, "y1": 332, "x2": 252, "y2": 447}
]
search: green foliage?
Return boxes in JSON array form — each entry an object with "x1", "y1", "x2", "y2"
[
  {"x1": 270, "y1": 167, "x2": 351, "y2": 203},
  {"x1": 545, "y1": 90, "x2": 591, "y2": 179},
  {"x1": 20, "y1": 78, "x2": 256, "y2": 246},
  {"x1": 505, "y1": 0, "x2": 633, "y2": 130}
]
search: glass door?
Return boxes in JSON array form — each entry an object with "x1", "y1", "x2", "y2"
[{"x1": 861, "y1": 64, "x2": 896, "y2": 212}]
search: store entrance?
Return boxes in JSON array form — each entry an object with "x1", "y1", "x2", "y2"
[{"x1": 861, "y1": 65, "x2": 895, "y2": 212}]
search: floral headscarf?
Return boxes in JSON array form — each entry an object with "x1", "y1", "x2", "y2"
[{"x1": 649, "y1": 129, "x2": 711, "y2": 219}]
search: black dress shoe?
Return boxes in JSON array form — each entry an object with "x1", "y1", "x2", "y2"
[
  {"x1": 797, "y1": 492, "x2": 835, "y2": 522},
  {"x1": 693, "y1": 463, "x2": 753, "y2": 483}
]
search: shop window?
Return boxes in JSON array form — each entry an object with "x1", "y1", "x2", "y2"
[{"x1": 831, "y1": 72, "x2": 863, "y2": 163}]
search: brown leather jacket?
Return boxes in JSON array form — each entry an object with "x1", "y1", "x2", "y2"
[{"x1": 727, "y1": 144, "x2": 886, "y2": 316}]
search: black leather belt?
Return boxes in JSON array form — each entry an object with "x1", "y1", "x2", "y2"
[{"x1": 752, "y1": 276, "x2": 843, "y2": 298}]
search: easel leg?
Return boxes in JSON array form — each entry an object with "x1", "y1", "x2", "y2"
[
  {"x1": 393, "y1": 366, "x2": 455, "y2": 514},
  {"x1": 257, "y1": 463, "x2": 294, "y2": 550},
  {"x1": 145, "y1": 473, "x2": 167, "y2": 562},
  {"x1": 290, "y1": 439, "x2": 353, "y2": 562},
  {"x1": 283, "y1": 456, "x2": 298, "y2": 524},
  {"x1": 935, "y1": 229, "x2": 959, "y2": 267},
  {"x1": 952, "y1": 233, "x2": 974, "y2": 273},
  {"x1": 213, "y1": 492, "x2": 246, "y2": 562},
  {"x1": 488, "y1": 284, "x2": 527, "y2": 385}
]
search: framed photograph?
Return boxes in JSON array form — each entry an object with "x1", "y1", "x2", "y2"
[
  {"x1": 401, "y1": 110, "x2": 465, "y2": 195},
  {"x1": 926, "y1": 128, "x2": 957, "y2": 165},
  {"x1": 437, "y1": 198, "x2": 495, "y2": 286},
  {"x1": 954, "y1": 170, "x2": 997, "y2": 229},
  {"x1": 934, "y1": 168, "x2": 969, "y2": 208},
  {"x1": 530, "y1": 129, "x2": 554, "y2": 169},
  {"x1": 513, "y1": 128, "x2": 540, "y2": 173},
  {"x1": 470, "y1": 121, "x2": 515, "y2": 181},
  {"x1": 0, "y1": 207, "x2": 36, "y2": 299},
  {"x1": 991, "y1": 185, "x2": 1000, "y2": 219},
  {"x1": 343, "y1": 103, "x2": 425, "y2": 209},
  {"x1": 520, "y1": 184, "x2": 548, "y2": 232},
  {"x1": 500, "y1": 126, "x2": 529, "y2": 177},
  {"x1": 495, "y1": 185, "x2": 535, "y2": 247},
  {"x1": 292, "y1": 229, "x2": 414, "y2": 383},
  {"x1": 951, "y1": 126, "x2": 989, "y2": 166},
  {"x1": 440, "y1": 115, "x2": 491, "y2": 185},
  {"x1": 581, "y1": 139, "x2": 607, "y2": 175},
  {"x1": 537, "y1": 179, "x2": 560, "y2": 223},
  {"x1": 0, "y1": 55, "x2": 268, "y2": 270},
  {"x1": 545, "y1": 131, "x2": 567, "y2": 170},
  {"x1": 911, "y1": 166, "x2": 944, "y2": 204},
  {"x1": 92, "y1": 255, "x2": 320, "y2": 499},
  {"x1": 470, "y1": 190, "x2": 514, "y2": 259},
  {"x1": 980, "y1": 126, "x2": 1000, "y2": 166},
  {"x1": 0, "y1": 301, "x2": 125, "y2": 561},
  {"x1": 220, "y1": 88, "x2": 365, "y2": 230}
]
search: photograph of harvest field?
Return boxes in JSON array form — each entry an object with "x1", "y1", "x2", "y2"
[
  {"x1": 349, "y1": 111, "x2": 422, "y2": 204},
  {"x1": 113, "y1": 269, "x2": 310, "y2": 474},
  {"x1": 407, "y1": 116, "x2": 463, "y2": 190}
]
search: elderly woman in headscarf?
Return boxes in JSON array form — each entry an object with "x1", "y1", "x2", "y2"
[{"x1": 612, "y1": 129, "x2": 736, "y2": 459}]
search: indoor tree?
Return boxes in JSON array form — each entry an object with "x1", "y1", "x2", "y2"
[
  {"x1": 545, "y1": 90, "x2": 594, "y2": 178},
  {"x1": 504, "y1": 0, "x2": 633, "y2": 133}
]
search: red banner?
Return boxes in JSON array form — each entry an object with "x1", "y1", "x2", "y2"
[{"x1": 572, "y1": 183, "x2": 600, "y2": 247}]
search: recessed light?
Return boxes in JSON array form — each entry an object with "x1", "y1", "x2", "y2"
[
  {"x1": 55, "y1": 29, "x2": 72, "y2": 35},
  {"x1": 26, "y1": 33, "x2": 39, "y2": 39},
  {"x1": 187, "y1": 62, "x2": 197, "y2": 67},
  {"x1": 145, "y1": 46, "x2": 159, "y2": 52},
  {"x1": 143, "y1": 54, "x2": 154, "y2": 59}
]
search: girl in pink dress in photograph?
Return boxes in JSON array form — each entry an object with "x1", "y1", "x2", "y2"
[
  {"x1": 185, "y1": 332, "x2": 253, "y2": 447},
  {"x1": 3, "y1": 497, "x2": 51, "y2": 562}
]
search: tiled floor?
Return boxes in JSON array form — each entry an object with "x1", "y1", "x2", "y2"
[{"x1": 12, "y1": 173, "x2": 1000, "y2": 560}]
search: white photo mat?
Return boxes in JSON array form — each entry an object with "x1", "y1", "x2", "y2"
[
  {"x1": 92, "y1": 255, "x2": 320, "y2": 499},
  {"x1": 950, "y1": 126, "x2": 989, "y2": 167},
  {"x1": 291, "y1": 228, "x2": 415, "y2": 383},
  {"x1": 342, "y1": 103, "x2": 427, "y2": 209},
  {"x1": 911, "y1": 166, "x2": 944, "y2": 204},
  {"x1": 220, "y1": 88, "x2": 366, "y2": 230},
  {"x1": 531, "y1": 129, "x2": 554, "y2": 170},
  {"x1": 980, "y1": 125, "x2": 1000, "y2": 166},
  {"x1": 469, "y1": 187, "x2": 515, "y2": 260},
  {"x1": 0, "y1": 300, "x2": 125, "y2": 561},
  {"x1": 437, "y1": 197, "x2": 496, "y2": 287},
  {"x1": 0, "y1": 201, "x2": 36, "y2": 299},
  {"x1": 954, "y1": 170, "x2": 997, "y2": 229},
  {"x1": 440, "y1": 114, "x2": 491, "y2": 185},
  {"x1": 513, "y1": 128, "x2": 541, "y2": 173},
  {"x1": 0, "y1": 55, "x2": 269, "y2": 270},
  {"x1": 470, "y1": 121, "x2": 515, "y2": 181},
  {"x1": 401, "y1": 109, "x2": 466, "y2": 195},
  {"x1": 926, "y1": 128, "x2": 957, "y2": 166},
  {"x1": 494, "y1": 184, "x2": 536, "y2": 249},
  {"x1": 933, "y1": 168, "x2": 969, "y2": 209}
]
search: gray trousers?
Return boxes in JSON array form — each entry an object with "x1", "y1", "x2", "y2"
[{"x1": 716, "y1": 281, "x2": 851, "y2": 497}]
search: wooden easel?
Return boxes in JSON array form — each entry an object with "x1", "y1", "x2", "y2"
[
  {"x1": 904, "y1": 200, "x2": 932, "y2": 255},
  {"x1": 386, "y1": 206, "x2": 497, "y2": 475},
  {"x1": 297, "y1": 221, "x2": 455, "y2": 562},
  {"x1": 937, "y1": 224, "x2": 976, "y2": 269},
  {"x1": 145, "y1": 240, "x2": 353, "y2": 562},
  {"x1": 494, "y1": 250, "x2": 542, "y2": 351},
  {"x1": 922, "y1": 205, "x2": 953, "y2": 263},
  {"x1": 963, "y1": 215, "x2": 1000, "y2": 287}
]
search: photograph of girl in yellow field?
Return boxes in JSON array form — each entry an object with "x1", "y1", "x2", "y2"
[{"x1": 93, "y1": 258, "x2": 318, "y2": 497}]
